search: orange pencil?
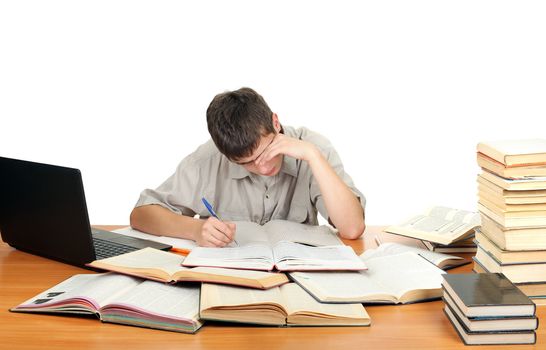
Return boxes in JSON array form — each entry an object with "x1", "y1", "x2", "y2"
[{"x1": 170, "y1": 247, "x2": 192, "y2": 256}]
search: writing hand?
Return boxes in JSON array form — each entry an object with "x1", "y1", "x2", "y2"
[{"x1": 197, "y1": 217, "x2": 237, "y2": 247}]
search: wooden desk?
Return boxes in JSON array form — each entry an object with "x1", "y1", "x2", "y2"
[{"x1": 0, "y1": 226, "x2": 543, "y2": 350}]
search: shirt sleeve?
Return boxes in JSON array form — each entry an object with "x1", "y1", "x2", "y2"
[
  {"x1": 134, "y1": 156, "x2": 200, "y2": 217},
  {"x1": 310, "y1": 142, "x2": 366, "y2": 223}
]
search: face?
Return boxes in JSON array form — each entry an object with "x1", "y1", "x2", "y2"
[{"x1": 234, "y1": 133, "x2": 283, "y2": 176}]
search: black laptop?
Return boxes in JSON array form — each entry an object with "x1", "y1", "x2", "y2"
[{"x1": 0, "y1": 156, "x2": 172, "y2": 267}]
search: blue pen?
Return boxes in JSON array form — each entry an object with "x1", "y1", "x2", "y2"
[
  {"x1": 201, "y1": 197, "x2": 220, "y2": 219},
  {"x1": 201, "y1": 197, "x2": 238, "y2": 246}
]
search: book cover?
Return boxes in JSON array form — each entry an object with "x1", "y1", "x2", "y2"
[{"x1": 441, "y1": 273, "x2": 535, "y2": 318}]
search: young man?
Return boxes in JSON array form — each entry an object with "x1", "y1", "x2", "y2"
[{"x1": 130, "y1": 88, "x2": 366, "y2": 247}]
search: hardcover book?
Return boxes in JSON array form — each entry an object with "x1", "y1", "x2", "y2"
[{"x1": 441, "y1": 273, "x2": 535, "y2": 318}]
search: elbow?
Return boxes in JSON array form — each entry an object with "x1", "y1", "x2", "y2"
[
  {"x1": 340, "y1": 220, "x2": 366, "y2": 240},
  {"x1": 129, "y1": 207, "x2": 142, "y2": 230}
]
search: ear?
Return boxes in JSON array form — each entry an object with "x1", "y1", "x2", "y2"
[{"x1": 272, "y1": 113, "x2": 281, "y2": 133}]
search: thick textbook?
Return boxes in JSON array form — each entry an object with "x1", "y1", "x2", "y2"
[
  {"x1": 384, "y1": 206, "x2": 480, "y2": 245},
  {"x1": 182, "y1": 241, "x2": 367, "y2": 272},
  {"x1": 478, "y1": 176, "x2": 546, "y2": 205},
  {"x1": 474, "y1": 247, "x2": 546, "y2": 283},
  {"x1": 477, "y1": 152, "x2": 546, "y2": 179},
  {"x1": 478, "y1": 202, "x2": 546, "y2": 229},
  {"x1": 441, "y1": 273, "x2": 535, "y2": 318},
  {"x1": 480, "y1": 213, "x2": 546, "y2": 250},
  {"x1": 444, "y1": 304, "x2": 536, "y2": 345},
  {"x1": 199, "y1": 282, "x2": 370, "y2": 327},
  {"x1": 443, "y1": 290, "x2": 538, "y2": 332},
  {"x1": 475, "y1": 229, "x2": 546, "y2": 264},
  {"x1": 10, "y1": 273, "x2": 203, "y2": 333},
  {"x1": 480, "y1": 171, "x2": 546, "y2": 191},
  {"x1": 477, "y1": 139, "x2": 546, "y2": 167},
  {"x1": 289, "y1": 252, "x2": 445, "y2": 304},
  {"x1": 87, "y1": 247, "x2": 289, "y2": 289}
]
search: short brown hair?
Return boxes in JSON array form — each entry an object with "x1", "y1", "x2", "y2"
[{"x1": 206, "y1": 87, "x2": 275, "y2": 161}]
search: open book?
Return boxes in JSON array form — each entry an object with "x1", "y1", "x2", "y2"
[
  {"x1": 10, "y1": 273, "x2": 202, "y2": 333},
  {"x1": 289, "y1": 252, "x2": 445, "y2": 304},
  {"x1": 87, "y1": 247, "x2": 288, "y2": 289},
  {"x1": 384, "y1": 206, "x2": 481, "y2": 245},
  {"x1": 364, "y1": 242, "x2": 467, "y2": 270},
  {"x1": 182, "y1": 241, "x2": 367, "y2": 272},
  {"x1": 199, "y1": 282, "x2": 370, "y2": 327}
]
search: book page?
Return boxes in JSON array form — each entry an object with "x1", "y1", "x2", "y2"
[
  {"x1": 427, "y1": 206, "x2": 481, "y2": 224},
  {"x1": 262, "y1": 220, "x2": 342, "y2": 246},
  {"x1": 102, "y1": 279, "x2": 200, "y2": 322},
  {"x1": 15, "y1": 273, "x2": 140, "y2": 311},
  {"x1": 281, "y1": 283, "x2": 368, "y2": 320},
  {"x1": 182, "y1": 244, "x2": 274, "y2": 270},
  {"x1": 272, "y1": 241, "x2": 367, "y2": 271},
  {"x1": 361, "y1": 252, "x2": 445, "y2": 300},
  {"x1": 232, "y1": 221, "x2": 269, "y2": 246},
  {"x1": 290, "y1": 252, "x2": 444, "y2": 303},
  {"x1": 114, "y1": 227, "x2": 197, "y2": 250},
  {"x1": 361, "y1": 242, "x2": 463, "y2": 268},
  {"x1": 91, "y1": 247, "x2": 186, "y2": 277},
  {"x1": 200, "y1": 283, "x2": 287, "y2": 325}
]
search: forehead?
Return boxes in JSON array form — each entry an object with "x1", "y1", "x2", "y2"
[{"x1": 234, "y1": 133, "x2": 274, "y2": 164}]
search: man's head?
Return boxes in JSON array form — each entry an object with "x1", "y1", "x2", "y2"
[{"x1": 207, "y1": 87, "x2": 283, "y2": 176}]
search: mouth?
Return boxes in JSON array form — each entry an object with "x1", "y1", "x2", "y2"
[{"x1": 263, "y1": 166, "x2": 277, "y2": 176}]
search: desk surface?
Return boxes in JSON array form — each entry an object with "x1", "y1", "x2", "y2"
[{"x1": 0, "y1": 226, "x2": 543, "y2": 350}]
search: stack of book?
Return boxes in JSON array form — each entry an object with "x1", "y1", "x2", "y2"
[
  {"x1": 442, "y1": 273, "x2": 537, "y2": 345},
  {"x1": 474, "y1": 139, "x2": 546, "y2": 304}
]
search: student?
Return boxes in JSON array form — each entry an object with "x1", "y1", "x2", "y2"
[{"x1": 130, "y1": 87, "x2": 366, "y2": 247}]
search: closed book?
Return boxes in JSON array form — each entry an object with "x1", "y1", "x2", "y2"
[
  {"x1": 480, "y1": 171, "x2": 546, "y2": 191},
  {"x1": 478, "y1": 177, "x2": 546, "y2": 205},
  {"x1": 478, "y1": 202, "x2": 546, "y2": 229},
  {"x1": 477, "y1": 152, "x2": 546, "y2": 178},
  {"x1": 477, "y1": 139, "x2": 546, "y2": 167},
  {"x1": 474, "y1": 260, "x2": 546, "y2": 297},
  {"x1": 480, "y1": 213, "x2": 546, "y2": 250},
  {"x1": 444, "y1": 303, "x2": 536, "y2": 345},
  {"x1": 441, "y1": 273, "x2": 535, "y2": 318},
  {"x1": 475, "y1": 229, "x2": 546, "y2": 264},
  {"x1": 443, "y1": 290, "x2": 538, "y2": 332},
  {"x1": 475, "y1": 246, "x2": 546, "y2": 283}
]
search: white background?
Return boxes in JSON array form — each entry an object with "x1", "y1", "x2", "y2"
[{"x1": 1, "y1": 1, "x2": 545, "y2": 226}]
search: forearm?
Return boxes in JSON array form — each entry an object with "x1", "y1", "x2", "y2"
[
  {"x1": 129, "y1": 205, "x2": 204, "y2": 241},
  {"x1": 307, "y1": 149, "x2": 365, "y2": 239}
]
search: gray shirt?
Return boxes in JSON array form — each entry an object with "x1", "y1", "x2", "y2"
[{"x1": 135, "y1": 125, "x2": 365, "y2": 226}]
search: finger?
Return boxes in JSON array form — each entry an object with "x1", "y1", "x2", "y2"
[
  {"x1": 210, "y1": 226, "x2": 232, "y2": 244},
  {"x1": 205, "y1": 232, "x2": 228, "y2": 247},
  {"x1": 212, "y1": 220, "x2": 235, "y2": 241}
]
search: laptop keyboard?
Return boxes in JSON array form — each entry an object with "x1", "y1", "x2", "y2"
[{"x1": 93, "y1": 238, "x2": 139, "y2": 260}]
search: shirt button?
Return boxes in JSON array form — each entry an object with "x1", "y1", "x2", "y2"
[{"x1": 265, "y1": 194, "x2": 270, "y2": 199}]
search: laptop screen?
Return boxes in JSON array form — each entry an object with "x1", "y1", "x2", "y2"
[{"x1": 0, "y1": 157, "x2": 98, "y2": 265}]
